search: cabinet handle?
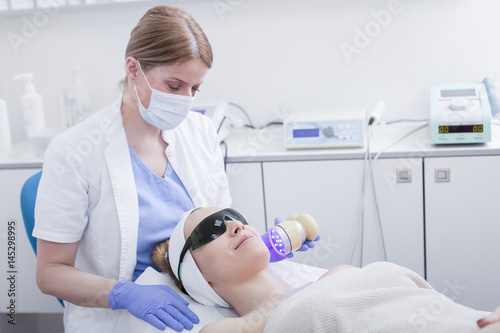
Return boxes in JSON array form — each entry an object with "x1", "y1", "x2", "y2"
[
  {"x1": 397, "y1": 168, "x2": 412, "y2": 183},
  {"x1": 435, "y1": 168, "x2": 450, "y2": 183}
]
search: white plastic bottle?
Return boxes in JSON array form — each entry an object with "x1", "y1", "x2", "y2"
[
  {"x1": 14, "y1": 73, "x2": 46, "y2": 134},
  {"x1": 0, "y1": 98, "x2": 12, "y2": 156}
]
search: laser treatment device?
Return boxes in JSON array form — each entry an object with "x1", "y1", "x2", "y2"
[
  {"x1": 191, "y1": 100, "x2": 230, "y2": 142},
  {"x1": 267, "y1": 213, "x2": 319, "y2": 257},
  {"x1": 284, "y1": 110, "x2": 366, "y2": 149},
  {"x1": 430, "y1": 83, "x2": 492, "y2": 144}
]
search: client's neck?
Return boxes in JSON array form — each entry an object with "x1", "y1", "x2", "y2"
[{"x1": 214, "y1": 269, "x2": 295, "y2": 316}]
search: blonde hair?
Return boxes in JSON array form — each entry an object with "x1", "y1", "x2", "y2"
[
  {"x1": 152, "y1": 239, "x2": 186, "y2": 293},
  {"x1": 123, "y1": 6, "x2": 213, "y2": 84}
]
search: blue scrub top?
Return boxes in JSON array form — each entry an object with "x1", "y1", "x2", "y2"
[{"x1": 129, "y1": 146, "x2": 194, "y2": 281}]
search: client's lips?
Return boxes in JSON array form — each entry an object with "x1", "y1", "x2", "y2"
[{"x1": 235, "y1": 235, "x2": 255, "y2": 250}]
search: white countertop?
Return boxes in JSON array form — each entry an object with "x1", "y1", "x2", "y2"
[
  {"x1": 2, "y1": 122, "x2": 500, "y2": 169},
  {"x1": 224, "y1": 122, "x2": 500, "y2": 163},
  {"x1": 0, "y1": 140, "x2": 43, "y2": 169}
]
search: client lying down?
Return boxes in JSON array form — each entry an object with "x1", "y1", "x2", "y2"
[{"x1": 151, "y1": 207, "x2": 500, "y2": 333}]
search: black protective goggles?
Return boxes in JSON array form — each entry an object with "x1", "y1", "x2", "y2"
[{"x1": 178, "y1": 208, "x2": 248, "y2": 283}]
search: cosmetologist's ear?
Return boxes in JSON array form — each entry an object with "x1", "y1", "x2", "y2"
[{"x1": 125, "y1": 57, "x2": 140, "y2": 82}]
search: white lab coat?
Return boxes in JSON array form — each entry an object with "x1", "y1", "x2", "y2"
[{"x1": 33, "y1": 97, "x2": 231, "y2": 333}]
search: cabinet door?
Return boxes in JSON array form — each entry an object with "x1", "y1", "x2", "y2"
[
  {"x1": 226, "y1": 162, "x2": 266, "y2": 234},
  {"x1": 263, "y1": 159, "x2": 424, "y2": 275},
  {"x1": 368, "y1": 157, "x2": 424, "y2": 276},
  {"x1": 0, "y1": 168, "x2": 63, "y2": 313},
  {"x1": 425, "y1": 156, "x2": 500, "y2": 311}
]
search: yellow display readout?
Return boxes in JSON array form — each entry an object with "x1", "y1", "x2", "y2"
[{"x1": 439, "y1": 125, "x2": 483, "y2": 133}]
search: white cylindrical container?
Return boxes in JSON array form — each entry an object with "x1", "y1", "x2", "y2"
[
  {"x1": 14, "y1": 73, "x2": 46, "y2": 134},
  {"x1": 0, "y1": 98, "x2": 12, "y2": 156}
]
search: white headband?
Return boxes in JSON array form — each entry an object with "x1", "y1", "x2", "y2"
[{"x1": 168, "y1": 208, "x2": 230, "y2": 308}]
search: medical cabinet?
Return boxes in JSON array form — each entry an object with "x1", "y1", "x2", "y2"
[{"x1": 0, "y1": 160, "x2": 63, "y2": 315}]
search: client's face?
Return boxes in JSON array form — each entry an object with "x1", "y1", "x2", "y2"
[{"x1": 184, "y1": 207, "x2": 270, "y2": 285}]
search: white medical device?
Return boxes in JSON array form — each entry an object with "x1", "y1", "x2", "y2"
[
  {"x1": 284, "y1": 110, "x2": 366, "y2": 149},
  {"x1": 191, "y1": 100, "x2": 230, "y2": 142},
  {"x1": 430, "y1": 83, "x2": 492, "y2": 144}
]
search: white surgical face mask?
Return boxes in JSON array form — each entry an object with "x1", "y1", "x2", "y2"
[{"x1": 133, "y1": 61, "x2": 195, "y2": 130}]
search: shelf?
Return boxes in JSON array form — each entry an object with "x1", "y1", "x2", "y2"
[{"x1": 0, "y1": 0, "x2": 157, "y2": 17}]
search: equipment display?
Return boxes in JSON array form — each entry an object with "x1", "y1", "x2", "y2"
[
  {"x1": 284, "y1": 110, "x2": 366, "y2": 149},
  {"x1": 267, "y1": 213, "x2": 319, "y2": 257},
  {"x1": 430, "y1": 83, "x2": 492, "y2": 144}
]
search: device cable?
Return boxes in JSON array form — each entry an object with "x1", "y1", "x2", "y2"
[
  {"x1": 350, "y1": 135, "x2": 369, "y2": 266},
  {"x1": 369, "y1": 122, "x2": 429, "y2": 170},
  {"x1": 367, "y1": 124, "x2": 388, "y2": 262},
  {"x1": 244, "y1": 121, "x2": 284, "y2": 129},
  {"x1": 385, "y1": 119, "x2": 429, "y2": 125},
  {"x1": 355, "y1": 116, "x2": 427, "y2": 266},
  {"x1": 219, "y1": 140, "x2": 228, "y2": 172},
  {"x1": 229, "y1": 102, "x2": 255, "y2": 128},
  {"x1": 355, "y1": 119, "x2": 387, "y2": 266},
  {"x1": 362, "y1": 121, "x2": 428, "y2": 264},
  {"x1": 217, "y1": 116, "x2": 227, "y2": 134}
]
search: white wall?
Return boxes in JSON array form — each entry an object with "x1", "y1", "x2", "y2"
[{"x1": 1, "y1": 0, "x2": 500, "y2": 144}]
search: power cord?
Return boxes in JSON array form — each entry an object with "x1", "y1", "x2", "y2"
[
  {"x1": 219, "y1": 103, "x2": 284, "y2": 171},
  {"x1": 352, "y1": 115, "x2": 429, "y2": 266},
  {"x1": 243, "y1": 121, "x2": 284, "y2": 129},
  {"x1": 350, "y1": 131, "x2": 369, "y2": 265},
  {"x1": 352, "y1": 118, "x2": 388, "y2": 266},
  {"x1": 367, "y1": 124, "x2": 387, "y2": 263},
  {"x1": 227, "y1": 101, "x2": 283, "y2": 129},
  {"x1": 229, "y1": 102, "x2": 254, "y2": 128},
  {"x1": 217, "y1": 116, "x2": 227, "y2": 134},
  {"x1": 220, "y1": 140, "x2": 228, "y2": 172},
  {"x1": 385, "y1": 119, "x2": 429, "y2": 125}
]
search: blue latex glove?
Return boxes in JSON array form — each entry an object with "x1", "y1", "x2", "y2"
[
  {"x1": 297, "y1": 234, "x2": 321, "y2": 252},
  {"x1": 261, "y1": 217, "x2": 321, "y2": 263},
  {"x1": 108, "y1": 280, "x2": 199, "y2": 332}
]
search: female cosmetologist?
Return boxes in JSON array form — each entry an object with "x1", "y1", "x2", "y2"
[{"x1": 33, "y1": 6, "x2": 230, "y2": 332}]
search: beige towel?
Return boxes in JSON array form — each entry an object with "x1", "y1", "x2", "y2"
[{"x1": 264, "y1": 262, "x2": 488, "y2": 333}]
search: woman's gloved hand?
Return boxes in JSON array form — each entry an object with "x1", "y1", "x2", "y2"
[
  {"x1": 108, "y1": 280, "x2": 199, "y2": 332},
  {"x1": 261, "y1": 217, "x2": 321, "y2": 263}
]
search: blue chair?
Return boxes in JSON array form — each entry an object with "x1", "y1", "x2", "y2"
[
  {"x1": 20, "y1": 171, "x2": 42, "y2": 255},
  {"x1": 20, "y1": 171, "x2": 64, "y2": 308}
]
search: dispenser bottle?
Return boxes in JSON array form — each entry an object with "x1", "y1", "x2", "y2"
[
  {"x1": 0, "y1": 98, "x2": 12, "y2": 155},
  {"x1": 14, "y1": 73, "x2": 46, "y2": 133}
]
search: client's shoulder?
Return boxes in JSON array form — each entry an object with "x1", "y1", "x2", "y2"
[
  {"x1": 200, "y1": 317, "x2": 238, "y2": 333},
  {"x1": 319, "y1": 264, "x2": 356, "y2": 280}
]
